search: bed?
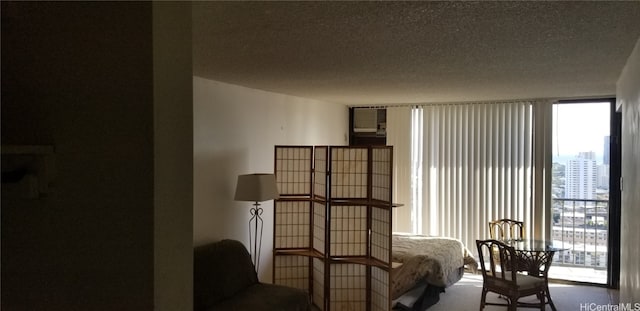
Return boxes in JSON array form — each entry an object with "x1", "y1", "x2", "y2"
[{"x1": 391, "y1": 233, "x2": 477, "y2": 308}]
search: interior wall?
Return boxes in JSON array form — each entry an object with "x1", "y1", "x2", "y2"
[
  {"x1": 1, "y1": 2, "x2": 156, "y2": 310},
  {"x1": 152, "y1": 3, "x2": 193, "y2": 311},
  {"x1": 616, "y1": 38, "x2": 640, "y2": 303},
  {"x1": 1, "y1": 2, "x2": 193, "y2": 310},
  {"x1": 193, "y1": 77, "x2": 348, "y2": 281}
]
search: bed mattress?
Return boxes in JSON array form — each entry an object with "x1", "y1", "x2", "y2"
[{"x1": 391, "y1": 233, "x2": 476, "y2": 299}]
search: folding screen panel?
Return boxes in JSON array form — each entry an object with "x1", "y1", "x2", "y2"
[
  {"x1": 329, "y1": 263, "x2": 367, "y2": 310},
  {"x1": 369, "y1": 146, "x2": 393, "y2": 311},
  {"x1": 371, "y1": 266, "x2": 390, "y2": 311},
  {"x1": 273, "y1": 145, "x2": 393, "y2": 311},
  {"x1": 312, "y1": 146, "x2": 330, "y2": 311},
  {"x1": 329, "y1": 147, "x2": 368, "y2": 199},
  {"x1": 313, "y1": 258, "x2": 325, "y2": 308},
  {"x1": 273, "y1": 146, "x2": 314, "y2": 295},
  {"x1": 274, "y1": 201, "x2": 310, "y2": 248},
  {"x1": 275, "y1": 146, "x2": 313, "y2": 196},
  {"x1": 329, "y1": 204, "x2": 367, "y2": 257},
  {"x1": 313, "y1": 201, "x2": 326, "y2": 255},
  {"x1": 370, "y1": 146, "x2": 393, "y2": 267},
  {"x1": 274, "y1": 255, "x2": 309, "y2": 290}
]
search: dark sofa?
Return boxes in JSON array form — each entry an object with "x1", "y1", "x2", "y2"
[{"x1": 194, "y1": 239, "x2": 311, "y2": 311}]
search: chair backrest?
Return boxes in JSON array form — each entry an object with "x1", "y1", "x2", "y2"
[
  {"x1": 476, "y1": 239, "x2": 519, "y2": 286},
  {"x1": 488, "y1": 219, "x2": 524, "y2": 240}
]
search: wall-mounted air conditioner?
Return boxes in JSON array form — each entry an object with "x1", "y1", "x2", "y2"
[{"x1": 353, "y1": 109, "x2": 378, "y2": 133}]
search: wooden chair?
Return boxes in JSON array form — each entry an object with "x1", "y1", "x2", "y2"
[
  {"x1": 476, "y1": 239, "x2": 546, "y2": 311},
  {"x1": 489, "y1": 219, "x2": 524, "y2": 240},
  {"x1": 488, "y1": 219, "x2": 524, "y2": 272}
]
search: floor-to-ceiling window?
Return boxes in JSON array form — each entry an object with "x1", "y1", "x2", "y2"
[
  {"x1": 548, "y1": 100, "x2": 616, "y2": 285},
  {"x1": 385, "y1": 99, "x2": 620, "y2": 287}
]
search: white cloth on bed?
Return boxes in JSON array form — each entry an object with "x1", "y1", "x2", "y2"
[{"x1": 391, "y1": 233, "x2": 477, "y2": 299}]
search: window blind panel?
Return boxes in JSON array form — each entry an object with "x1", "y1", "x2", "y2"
[
  {"x1": 414, "y1": 102, "x2": 534, "y2": 256},
  {"x1": 411, "y1": 108, "x2": 424, "y2": 234}
]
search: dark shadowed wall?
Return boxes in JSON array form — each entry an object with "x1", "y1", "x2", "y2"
[{"x1": 1, "y1": 2, "x2": 192, "y2": 310}]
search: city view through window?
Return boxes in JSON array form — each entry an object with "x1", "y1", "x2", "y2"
[{"x1": 550, "y1": 102, "x2": 610, "y2": 284}]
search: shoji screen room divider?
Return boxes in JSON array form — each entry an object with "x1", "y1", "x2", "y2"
[{"x1": 273, "y1": 145, "x2": 393, "y2": 311}]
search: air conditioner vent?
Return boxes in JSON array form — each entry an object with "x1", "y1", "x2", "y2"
[{"x1": 353, "y1": 109, "x2": 378, "y2": 133}]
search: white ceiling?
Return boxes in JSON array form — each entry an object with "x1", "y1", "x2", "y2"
[{"x1": 193, "y1": 2, "x2": 640, "y2": 105}]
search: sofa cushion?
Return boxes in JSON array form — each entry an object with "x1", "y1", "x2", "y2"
[
  {"x1": 194, "y1": 239, "x2": 259, "y2": 310},
  {"x1": 209, "y1": 283, "x2": 311, "y2": 311}
]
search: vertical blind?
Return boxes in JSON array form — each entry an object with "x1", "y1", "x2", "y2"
[{"x1": 388, "y1": 101, "x2": 541, "y2": 256}]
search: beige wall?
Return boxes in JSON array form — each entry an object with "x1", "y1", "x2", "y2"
[
  {"x1": 616, "y1": 38, "x2": 640, "y2": 303},
  {"x1": 193, "y1": 77, "x2": 348, "y2": 281},
  {"x1": 1, "y1": 2, "x2": 192, "y2": 310},
  {"x1": 153, "y1": 3, "x2": 193, "y2": 311}
]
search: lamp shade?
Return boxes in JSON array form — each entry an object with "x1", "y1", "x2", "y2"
[{"x1": 234, "y1": 173, "x2": 279, "y2": 202}]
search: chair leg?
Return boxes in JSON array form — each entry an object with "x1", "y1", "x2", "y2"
[
  {"x1": 479, "y1": 288, "x2": 488, "y2": 311},
  {"x1": 545, "y1": 286, "x2": 557, "y2": 311},
  {"x1": 539, "y1": 291, "x2": 545, "y2": 310},
  {"x1": 508, "y1": 296, "x2": 518, "y2": 311}
]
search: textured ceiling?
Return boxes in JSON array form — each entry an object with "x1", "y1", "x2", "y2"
[{"x1": 193, "y1": 1, "x2": 640, "y2": 105}]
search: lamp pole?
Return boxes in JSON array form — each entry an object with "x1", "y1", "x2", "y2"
[{"x1": 249, "y1": 201, "x2": 264, "y2": 272}]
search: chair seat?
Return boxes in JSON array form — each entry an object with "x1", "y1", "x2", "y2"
[
  {"x1": 507, "y1": 274, "x2": 545, "y2": 290},
  {"x1": 486, "y1": 273, "x2": 545, "y2": 291}
]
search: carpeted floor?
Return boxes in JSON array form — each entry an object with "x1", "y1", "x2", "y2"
[
  {"x1": 427, "y1": 273, "x2": 618, "y2": 311},
  {"x1": 310, "y1": 273, "x2": 618, "y2": 310}
]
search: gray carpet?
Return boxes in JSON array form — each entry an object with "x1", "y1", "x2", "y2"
[
  {"x1": 310, "y1": 273, "x2": 617, "y2": 310},
  {"x1": 428, "y1": 273, "x2": 618, "y2": 311}
]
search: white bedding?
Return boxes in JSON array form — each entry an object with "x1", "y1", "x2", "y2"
[{"x1": 391, "y1": 233, "x2": 477, "y2": 299}]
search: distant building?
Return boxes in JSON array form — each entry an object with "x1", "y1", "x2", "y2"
[
  {"x1": 603, "y1": 136, "x2": 610, "y2": 165},
  {"x1": 565, "y1": 152, "x2": 597, "y2": 199},
  {"x1": 597, "y1": 164, "x2": 609, "y2": 190},
  {"x1": 553, "y1": 225, "x2": 608, "y2": 246}
]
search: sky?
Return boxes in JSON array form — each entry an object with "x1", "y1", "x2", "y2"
[{"x1": 552, "y1": 102, "x2": 610, "y2": 162}]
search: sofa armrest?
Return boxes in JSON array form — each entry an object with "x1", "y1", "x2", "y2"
[{"x1": 194, "y1": 239, "x2": 259, "y2": 310}]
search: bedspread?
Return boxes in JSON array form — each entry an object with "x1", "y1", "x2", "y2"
[{"x1": 391, "y1": 233, "x2": 477, "y2": 299}]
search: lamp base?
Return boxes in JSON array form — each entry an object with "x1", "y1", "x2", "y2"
[{"x1": 249, "y1": 201, "x2": 264, "y2": 273}]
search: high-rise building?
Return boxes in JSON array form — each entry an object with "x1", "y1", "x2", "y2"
[
  {"x1": 603, "y1": 136, "x2": 610, "y2": 165},
  {"x1": 565, "y1": 151, "x2": 597, "y2": 199},
  {"x1": 597, "y1": 164, "x2": 609, "y2": 190}
]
